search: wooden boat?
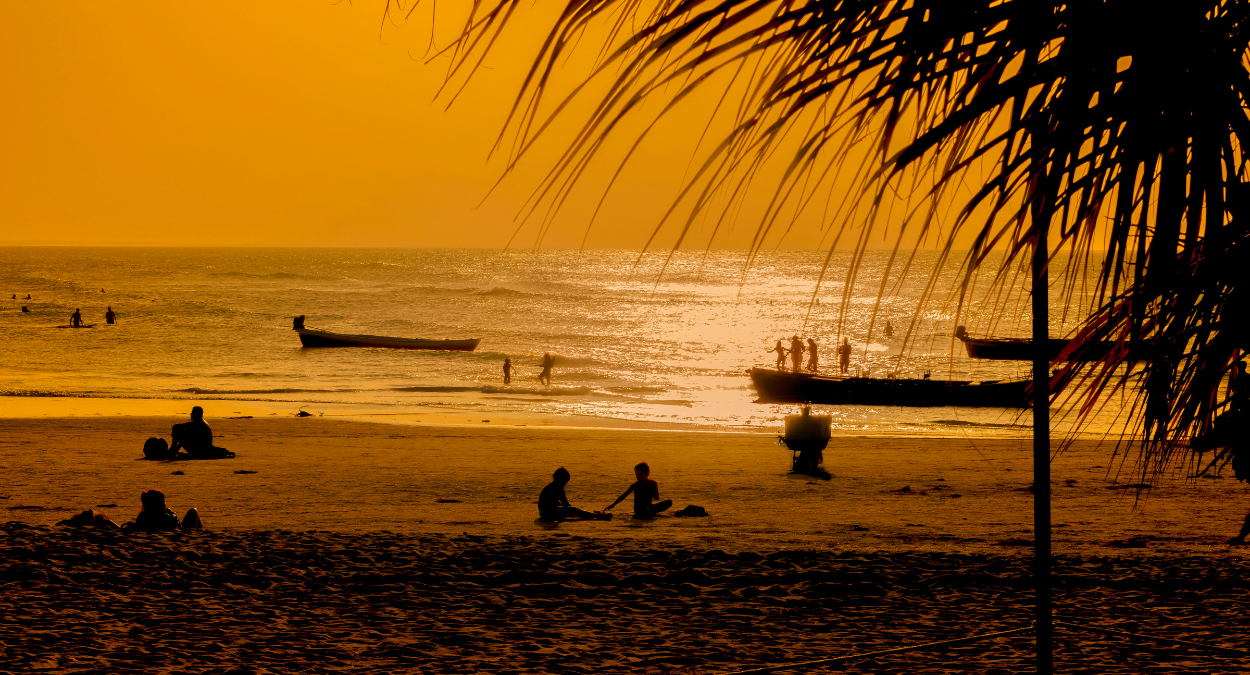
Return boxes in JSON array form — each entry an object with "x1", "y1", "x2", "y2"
[
  {"x1": 954, "y1": 326, "x2": 1144, "y2": 361},
  {"x1": 748, "y1": 367, "x2": 1031, "y2": 407},
  {"x1": 296, "y1": 328, "x2": 480, "y2": 351},
  {"x1": 292, "y1": 317, "x2": 479, "y2": 351}
]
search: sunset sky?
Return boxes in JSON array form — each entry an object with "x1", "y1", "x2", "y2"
[{"x1": 1, "y1": 2, "x2": 967, "y2": 250}]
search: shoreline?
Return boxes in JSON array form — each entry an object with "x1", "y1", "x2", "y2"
[{"x1": 0, "y1": 393, "x2": 1044, "y2": 439}]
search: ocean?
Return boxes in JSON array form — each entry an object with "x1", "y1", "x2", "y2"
[{"x1": 0, "y1": 247, "x2": 1130, "y2": 436}]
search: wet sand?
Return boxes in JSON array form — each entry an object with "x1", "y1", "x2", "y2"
[{"x1": 3, "y1": 415, "x2": 1250, "y2": 672}]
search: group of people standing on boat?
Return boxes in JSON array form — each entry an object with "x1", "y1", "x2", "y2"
[{"x1": 773, "y1": 336, "x2": 853, "y2": 374}]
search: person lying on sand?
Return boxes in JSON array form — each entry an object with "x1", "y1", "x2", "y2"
[
  {"x1": 58, "y1": 509, "x2": 121, "y2": 530},
  {"x1": 538, "y1": 468, "x2": 611, "y2": 522},
  {"x1": 169, "y1": 406, "x2": 234, "y2": 459},
  {"x1": 605, "y1": 461, "x2": 672, "y2": 519},
  {"x1": 122, "y1": 489, "x2": 203, "y2": 533}
]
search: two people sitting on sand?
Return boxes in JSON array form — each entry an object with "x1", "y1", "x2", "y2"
[
  {"x1": 537, "y1": 462, "x2": 677, "y2": 522},
  {"x1": 145, "y1": 406, "x2": 235, "y2": 460},
  {"x1": 59, "y1": 488, "x2": 202, "y2": 532}
]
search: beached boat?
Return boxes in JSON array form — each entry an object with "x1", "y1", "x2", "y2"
[
  {"x1": 748, "y1": 367, "x2": 1031, "y2": 407},
  {"x1": 293, "y1": 317, "x2": 480, "y2": 351},
  {"x1": 954, "y1": 326, "x2": 1145, "y2": 361}
]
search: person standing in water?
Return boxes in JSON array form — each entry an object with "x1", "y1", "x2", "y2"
[
  {"x1": 70, "y1": 308, "x2": 82, "y2": 327},
  {"x1": 105, "y1": 307, "x2": 116, "y2": 324},
  {"x1": 772, "y1": 340, "x2": 788, "y2": 369},
  {"x1": 885, "y1": 320, "x2": 894, "y2": 338},
  {"x1": 789, "y1": 335, "x2": 804, "y2": 372},
  {"x1": 806, "y1": 338, "x2": 819, "y2": 372},
  {"x1": 503, "y1": 358, "x2": 513, "y2": 384},
  {"x1": 538, "y1": 352, "x2": 555, "y2": 386},
  {"x1": 838, "y1": 338, "x2": 852, "y2": 374}
]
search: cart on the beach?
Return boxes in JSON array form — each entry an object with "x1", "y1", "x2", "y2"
[{"x1": 780, "y1": 405, "x2": 831, "y2": 478}]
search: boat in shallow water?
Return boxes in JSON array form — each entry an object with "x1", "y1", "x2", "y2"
[
  {"x1": 748, "y1": 367, "x2": 1032, "y2": 407},
  {"x1": 293, "y1": 316, "x2": 480, "y2": 351},
  {"x1": 954, "y1": 325, "x2": 1147, "y2": 361}
]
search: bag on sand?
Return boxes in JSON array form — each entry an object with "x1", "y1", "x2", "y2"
[
  {"x1": 143, "y1": 437, "x2": 170, "y2": 460},
  {"x1": 673, "y1": 504, "x2": 708, "y2": 518}
]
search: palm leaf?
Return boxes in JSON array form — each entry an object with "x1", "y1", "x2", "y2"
[{"x1": 412, "y1": 0, "x2": 1250, "y2": 471}]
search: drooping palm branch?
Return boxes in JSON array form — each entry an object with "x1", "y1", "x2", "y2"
[{"x1": 403, "y1": 0, "x2": 1250, "y2": 473}]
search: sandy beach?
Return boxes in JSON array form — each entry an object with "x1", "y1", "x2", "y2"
[{"x1": 4, "y1": 414, "x2": 1250, "y2": 672}]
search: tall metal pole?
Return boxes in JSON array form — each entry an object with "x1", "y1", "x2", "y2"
[{"x1": 1032, "y1": 227, "x2": 1052, "y2": 673}]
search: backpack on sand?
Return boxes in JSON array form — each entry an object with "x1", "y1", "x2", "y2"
[{"x1": 143, "y1": 437, "x2": 170, "y2": 460}]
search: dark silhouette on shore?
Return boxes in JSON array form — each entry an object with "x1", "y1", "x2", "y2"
[
  {"x1": 503, "y1": 358, "x2": 513, "y2": 384},
  {"x1": 105, "y1": 307, "x2": 116, "y2": 324},
  {"x1": 538, "y1": 468, "x2": 610, "y2": 522},
  {"x1": 123, "y1": 489, "x2": 202, "y2": 532},
  {"x1": 838, "y1": 338, "x2": 852, "y2": 374},
  {"x1": 538, "y1": 352, "x2": 554, "y2": 385},
  {"x1": 605, "y1": 462, "x2": 672, "y2": 519},
  {"x1": 169, "y1": 406, "x2": 235, "y2": 459}
]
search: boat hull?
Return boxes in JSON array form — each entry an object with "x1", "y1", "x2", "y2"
[
  {"x1": 749, "y1": 368, "x2": 1031, "y2": 407},
  {"x1": 297, "y1": 329, "x2": 480, "y2": 351},
  {"x1": 958, "y1": 335, "x2": 1147, "y2": 361}
]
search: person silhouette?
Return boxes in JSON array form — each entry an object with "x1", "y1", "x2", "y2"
[
  {"x1": 772, "y1": 340, "x2": 787, "y2": 369},
  {"x1": 838, "y1": 338, "x2": 852, "y2": 374},
  {"x1": 789, "y1": 335, "x2": 803, "y2": 372},
  {"x1": 21, "y1": 306, "x2": 30, "y2": 313},
  {"x1": 806, "y1": 338, "x2": 819, "y2": 372},
  {"x1": 24, "y1": 294, "x2": 31, "y2": 299},
  {"x1": 604, "y1": 462, "x2": 672, "y2": 519},
  {"x1": 538, "y1": 353, "x2": 555, "y2": 386},
  {"x1": 169, "y1": 406, "x2": 234, "y2": 459},
  {"x1": 105, "y1": 307, "x2": 116, "y2": 325},
  {"x1": 538, "y1": 468, "x2": 610, "y2": 522},
  {"x1": 503, "y1": 358, "x2": 513, "y2": 384},
  {"x1": 885, "y1": 320, "x2": 894, "y2": 338},
  {"x1": 70, "y1": 308, "x2": 82, "y2": 327}
]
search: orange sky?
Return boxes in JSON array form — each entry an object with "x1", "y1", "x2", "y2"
[{"x1": 0, "y1": 2, "x2": 988, "y2": 250}]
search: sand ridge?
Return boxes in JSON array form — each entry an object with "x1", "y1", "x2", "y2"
[{"x1": 2, "y1": 523, "x2": 1247, "y2": 674}]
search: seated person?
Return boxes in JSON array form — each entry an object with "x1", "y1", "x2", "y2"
[
  {"x1": 604, "y1": 461, "x2": 673, "y2": 519},
  {"x1": 538, "y1": 468, "x2": 610, "y2": 522},
  {"x1": 123, "y1": 489, "x2": 202, "y2": 532},
  {"x1": 170, "y1": 406, "x2": 234, "y2": 459}
]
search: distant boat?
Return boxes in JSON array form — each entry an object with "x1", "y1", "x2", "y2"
[
  {"x1": 292, "y1": 316, "x2": 480, "y2": 351},
  {"x1": 748, "y1": 367, "x2": 1031, "y2": 407},
  {"x1": 954, "y1": 325, "x2": 1145, "y2": 361}
]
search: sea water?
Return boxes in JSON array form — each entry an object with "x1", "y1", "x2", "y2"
[{"x1": 0, "y1": 247, "x2": 1132, "y2": 436}]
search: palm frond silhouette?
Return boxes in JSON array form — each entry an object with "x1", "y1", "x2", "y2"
[{"x1": 411, "y1": 0, "x2": 1250, "y2": 474}]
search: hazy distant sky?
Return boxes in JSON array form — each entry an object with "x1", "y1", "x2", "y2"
[{"x1": 1, "y1": 2, "x2": 968, "y2": 250}]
